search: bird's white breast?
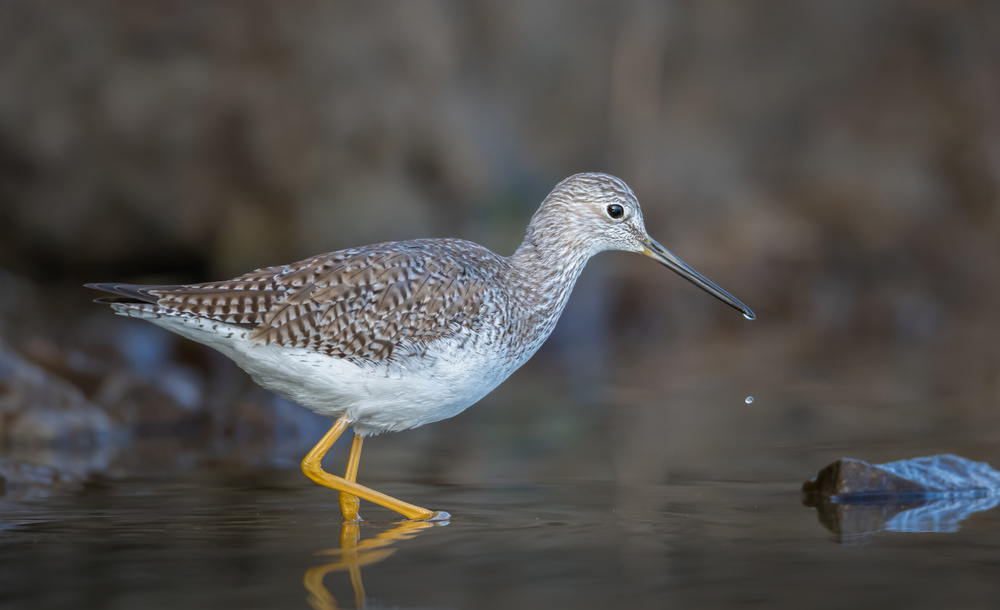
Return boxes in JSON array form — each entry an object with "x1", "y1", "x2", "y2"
[{"x1": 227, "y1": 331, "x2": 525, "y2": 436}]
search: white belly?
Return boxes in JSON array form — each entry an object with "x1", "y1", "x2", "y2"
[
  {"x1": 228, "y1": 338, "x2": 521, "y2": 436},
  {"x1": 137, "y1": 310, "x2": 535, "y2": 436}
]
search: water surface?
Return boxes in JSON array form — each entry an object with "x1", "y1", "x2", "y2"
[
  {"x1": 2, "y1": 311, "x2": 999, "y2": 609},
  {"x1": 2, "y1": 460, "x2": 998, "y2": 609}
]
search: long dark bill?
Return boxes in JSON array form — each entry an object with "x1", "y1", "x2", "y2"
[{"x1": 640, "y1": 236, "x2": 755, "y2": 320}]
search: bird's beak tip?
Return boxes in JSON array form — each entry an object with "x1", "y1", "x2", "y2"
[{"x1": 639, "y1": 236, "x2": 755, "y2": 321}]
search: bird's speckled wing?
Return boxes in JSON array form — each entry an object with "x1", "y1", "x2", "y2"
[{"x1": 149, "y1": 239, "x2": 507, "y2": 364}]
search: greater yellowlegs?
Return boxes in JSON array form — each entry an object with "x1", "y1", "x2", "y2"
[{"x1": 88, "y1": 173, "x2": 754, "y2": 521}]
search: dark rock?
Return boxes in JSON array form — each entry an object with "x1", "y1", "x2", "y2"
[
  {"x1": 0, "y1": 340, "x2": 123, "y2": 448},
  {"x1": 803, "y1": 454, "x2": 1000, "y2": 501},
  {"x1": 802, "y1": 457, "x2": 927, "y2": 500},
  {"x1": 803, "y1": 455, "x2": 1000, "y2": 541}
]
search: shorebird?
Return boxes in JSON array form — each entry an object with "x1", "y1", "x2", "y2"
[{"x1": 88, "y1": 173, "x2": 754, "y2": 521}]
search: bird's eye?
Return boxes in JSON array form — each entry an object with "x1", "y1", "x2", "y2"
[{"x1": 606, "y1": 204, "x2": 624, "y2": 219}]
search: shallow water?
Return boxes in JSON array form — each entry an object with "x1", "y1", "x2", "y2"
[
  {"x1": 3, "y1": 307, "x2": 1000, "y2": 608},
  {"x1": 2, "y1": 459, "x2": 999, "y2": 609}
]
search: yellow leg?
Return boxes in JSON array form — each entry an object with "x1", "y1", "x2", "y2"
[
  {"x1": 301, "y1": 415, "x2": 438, "y2": 521},
  {"x1": 339, "y1": 435, "x2": 363, "y2": 520}
]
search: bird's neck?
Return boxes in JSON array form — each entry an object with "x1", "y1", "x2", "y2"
[{"x1": 506, "y1": 229, "x2": 594, "y2": 336}]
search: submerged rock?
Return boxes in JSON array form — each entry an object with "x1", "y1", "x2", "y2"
[
  {"x1": 803, "y1": 454, "x2": 1000, "y2": 500},
  {"x1": 802, "y1": 454, "x2": 1000, "y2": 541}
]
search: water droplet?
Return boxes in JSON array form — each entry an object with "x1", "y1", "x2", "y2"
[
  {"x1": 745, "y1": 396, "x2": 754, "y2": 405},
  {"x1": 743, "y1": 311, "x2": 756, "y2": 320}
]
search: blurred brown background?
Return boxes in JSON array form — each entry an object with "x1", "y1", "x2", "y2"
[{"x1": 0, "y1": 1, "x2": 998, "y2": 489}]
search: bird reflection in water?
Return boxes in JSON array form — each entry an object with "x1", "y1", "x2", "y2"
[{"x1": 304, "y1": 519, "x2": 443, "y2": 609}]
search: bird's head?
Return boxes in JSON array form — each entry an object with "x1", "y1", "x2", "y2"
[{"x1": 531, "y1": 172, "x2": 755, "y2": 320}]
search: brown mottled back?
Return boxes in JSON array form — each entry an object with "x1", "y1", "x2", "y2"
[{"x1": 148, "y1": 239, "x2": 510, "y2": 364}]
